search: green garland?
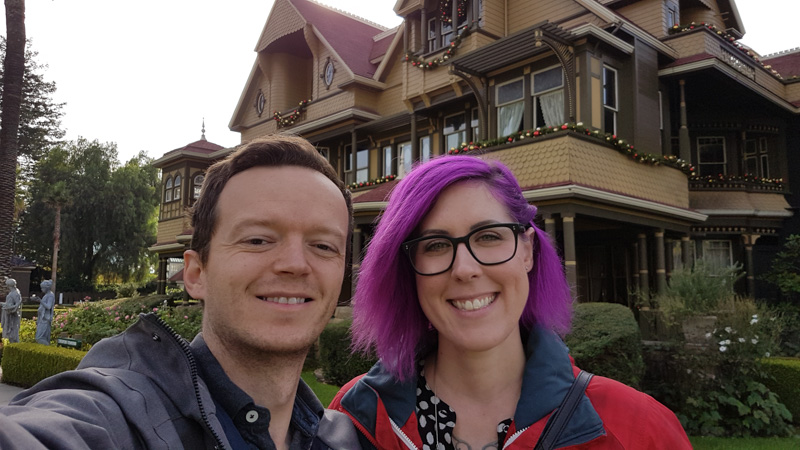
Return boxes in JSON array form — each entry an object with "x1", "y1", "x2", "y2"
[
  {"x1": 404, "y1": 28, "x2": 470, "y2": 70},
  {"x1": 689, "y1": 173, "x2": 784, "y2": 189},
  {"x1": 273, "y1": 99, "x2": 310, "y2": 128},
  {"x1": 348, "y1": 174, "x2": 397, "y2": 191},
  {"x1": 669, "y1": 22, "x2": 785, "y2": 80},
  {"x1": 446, "y1": 122, "x2": 696, "y2": 175}
]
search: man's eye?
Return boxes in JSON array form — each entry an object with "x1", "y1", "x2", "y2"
[{"x1": 247, "y1": 238, "x2": 266, "y2": 245}]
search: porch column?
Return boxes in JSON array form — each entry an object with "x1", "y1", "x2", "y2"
[
  {"x1": 681, "y1": 235, "x2": 692, "y2": 268},
  {"x1": 351, "y1": 226, "x2": 364, "y2": 295},
  {"x1": 638, "y1": 233, "x2": 650, "y2": 296},
  {"x1": 543, "y1": 213, "x2": 557, "y2": 240},
  {"x1": 655, "y1": 230, "x2": 667, "y2": 295},
  {"x1": 411, "y1": 112, "x2": 419, "y2": 161},
  {"x1": 562, "y1": 214, "x2": 577, "y2": 296},
  {"x1": 742, "y1": 234, "x2": 760, "y2": 297},
  {"x1": 632, "y1": 242, "x2": 640, "y2": 296},
  {"x1": 678, "y1": 79, "x2": 691, "y2": 162},
  {"x1": 665, "y1": 237, "x2": 674, "y2": 278},
  {"x1": 157, "y1": 257, "x2": 167, "y2": 295}
]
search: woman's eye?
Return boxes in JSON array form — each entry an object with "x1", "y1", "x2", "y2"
[{"x1": 423, "y1": 240, "x2": 451, "y2": 253}]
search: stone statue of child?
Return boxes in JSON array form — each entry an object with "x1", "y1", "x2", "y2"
[
  {"x1": 1, "y1": 278, "x2": 22, "y2": 343},
  {"x1": 33, "y1": 280, "x2": 55, "y2": 345}
]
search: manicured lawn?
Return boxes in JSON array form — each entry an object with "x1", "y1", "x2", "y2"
[
  {"x1": 301, "y1": 371, "x2": 340, "y2": 407},
  {"x1": 690, "y1": 436, "x2": 800, "y2": 449}
]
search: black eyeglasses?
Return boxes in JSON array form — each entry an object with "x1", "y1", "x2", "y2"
[{"x1": 401, "y1": 223, "x2": 529, "y2": 276}]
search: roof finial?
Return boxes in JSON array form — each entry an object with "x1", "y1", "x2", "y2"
[{"x1": 201, "y1": 118, "x2": 206, "y2": 140}]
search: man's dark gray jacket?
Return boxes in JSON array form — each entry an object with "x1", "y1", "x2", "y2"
[{"x1": 0, "y1": 313, "x2": 357, "y2": 449}]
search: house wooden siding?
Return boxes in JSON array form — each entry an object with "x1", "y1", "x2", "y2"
[
  {"x1": 156, "y1": 218, "x2": 186, "y2": 245},
  {"x1": 152, "y1": 0, "x2": 798, "y2": 300},
  {"x1": 482, "y1": 134, "x2": 690, "y2": 210}
]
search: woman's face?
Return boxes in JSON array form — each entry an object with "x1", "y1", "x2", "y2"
[{"x1": 414, "y1": 181, "x2": 534, "y2": 354}]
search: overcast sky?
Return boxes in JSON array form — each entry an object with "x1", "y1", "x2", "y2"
[{"x1": 1, "y1": 0, "x2": 797, "y2": 164}]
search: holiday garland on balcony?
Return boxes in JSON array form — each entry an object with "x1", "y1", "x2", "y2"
[
  {"x1": 404, "y1": 28, "x2": 470, "y2": 70},
  {"x1": 669, "y1": 22, "x2": 795, "y2": 80},
  {"x1": 273, "y1": 99, "x2": 310, "y2": 128},
  {"x1": 347, "y1": 174, "x2": 397, "y2": 191},
  {"x1": 446, "y1": 122, "x2": 696, "y2": 175},
  {"x1": 690, "y1": 173, "x2": 784, "y2": 189},
  {"x1": 439, "y1": 0, "x2": 468, "y2": 23}
]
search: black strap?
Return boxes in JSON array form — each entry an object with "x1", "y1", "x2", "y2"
[{"x1": 534, "y1": 370, "x2": 594, "y2": 450}]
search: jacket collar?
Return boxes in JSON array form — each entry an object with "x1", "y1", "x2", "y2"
[{"x1": 342, "y1": 326, "x2": 605, "y2": 447}]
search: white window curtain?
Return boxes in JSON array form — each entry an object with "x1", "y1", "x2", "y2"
[
  {"x1": 540, "y1": 90, "x2": 564, "y2": 127},
  {"x1": 498, "y1": 101, "x2": 524, "y2": 137}
]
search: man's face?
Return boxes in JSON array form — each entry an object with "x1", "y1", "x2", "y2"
[{"x1": 184, "y1": 165, "x2": 349, "y2": 357}]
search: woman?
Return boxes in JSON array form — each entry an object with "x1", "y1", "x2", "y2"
[
  {"x1": 330, "y1": 156, "x2": 690, "y2": 449},
  {"x1": 34, "y1": 279, "x2": 56, "y2": 345}
]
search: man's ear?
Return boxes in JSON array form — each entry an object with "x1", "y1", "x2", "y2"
[{"x1": 183, "y1": 250, "x2": 206, "y2": 300}]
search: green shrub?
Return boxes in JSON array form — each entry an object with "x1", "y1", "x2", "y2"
[
  {"x1": 1, "y1": 343, "x2": 87, "y2": 388},
  {"x1": 52, "y1": 295, "x2": 202, "y2": 346},
  {"x1": 761, "y1": 357, "x2": 800, "y2": 424},
  {"x1": 319, "y1": 320, "x2": 377, "y2": 386},
  {"x1": 564, "y1": 302, "x2": 645, "y2": 388}
]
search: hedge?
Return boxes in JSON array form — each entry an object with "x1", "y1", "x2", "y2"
[
  {"x1": 761, "y1": 357, "x2": 800, "y2": 424},
  {"x1": 1, "y1": 343, "x2": 87, "y2": 388},
  {"x1": 319, "y1": 320, "x2": 377, "y2": 386},
  {"x1": 564, "y1": 302, "x2": 645, "y2": 388}
]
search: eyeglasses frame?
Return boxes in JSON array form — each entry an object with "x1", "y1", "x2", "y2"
[{"x1": 401, "y1": 222, "x2": 530, "y2": 276}]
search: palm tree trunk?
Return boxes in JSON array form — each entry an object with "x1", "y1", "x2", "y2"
[
  {"x1": 51, "y1": 203, "x2": 60, "y2": 293},
  {"x1": 0, "y1": 0, "x2": 26, "y2": 283}
]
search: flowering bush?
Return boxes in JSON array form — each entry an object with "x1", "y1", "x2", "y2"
[
  {"x1": 674, "y1": 298, "x2": 792, "y2": 437},
  {"x1": 53, "y1": 295, "x2": 202, "y2": 346}
]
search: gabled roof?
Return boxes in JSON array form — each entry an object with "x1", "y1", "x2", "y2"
[
  {"x1": 153, "y1": 138, "x2": 225, "y2": 168},
  {"x1": 277, "y1": 0, "x2": 389, "y2": 79},
  {"x1": 763, "y1": 48, "x2": 800, "y2": 79}
]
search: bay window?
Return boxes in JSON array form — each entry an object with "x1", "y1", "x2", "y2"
[
  {"x1": 532, "y1": 66, "x2": 564, "y2": 128},
  {"x1": 496, "y1": 78, "x2": 524, "y2": 137}
]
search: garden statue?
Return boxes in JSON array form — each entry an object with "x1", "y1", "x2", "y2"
[
  {"x1": 33, "y1": 280, "x2": 55, "y2": 345},
  {"x1": 1, "y1": 278, "x2": 22, "y2": 343}
]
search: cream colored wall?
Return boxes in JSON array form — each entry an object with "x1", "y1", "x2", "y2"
[
  {"x1": 257, "y1": 0, "x2": 305, "y2": 51},
  {"x1": 482, "y1": 0, "x2": 506, "y2": 37},
  {"x1": 483, "y1": 134, "x2": 690, "y2": 209},
  {"x1": 617, "y1": 0, "x2": 665, "y2": 39},
  {"x1": 156, "y1": 217, "x2": 188, "y2": 244},
  {"x1": 507, "y1": 0, "x2": 584, "y2": 35}
]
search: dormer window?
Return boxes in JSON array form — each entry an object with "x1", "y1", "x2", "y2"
[
  {"x1": 427, "y1": 0, "x2": 470, "y2": 53},
  {"x1": 164, "y1": 177, "x2": 173, "y2": 202},
  {"x1": 174, "y1": 175, "x2": 182, "y2": 201}
]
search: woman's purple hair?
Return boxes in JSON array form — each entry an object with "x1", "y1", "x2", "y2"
[{"x1": 351, "y1": 155, "x2": 573, "y2": 380}]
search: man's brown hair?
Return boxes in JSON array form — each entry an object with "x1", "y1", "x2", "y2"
[{"x1": 189, "y1": 134, "x2": 353, "y2": 265}]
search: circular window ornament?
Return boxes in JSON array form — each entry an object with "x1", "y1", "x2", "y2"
[
  {"x1": 324, "y1": 60, "x2": 335, "y2": 88},
  {"x1": 255, "y1": 90, "x2": 266, "y2": 117}
]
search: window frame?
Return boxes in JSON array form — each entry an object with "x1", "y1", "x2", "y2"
[
  {"x1": 420, "y1": 135, "x2": 432, "y2": 163},
  {"x1": 397, "y1": 141, "x2": 413, "y2": 178},
  {"x1": 602, "y1": 65, "x2": 618, "y2": 135},
  {"x1": 531, "y1": 65, "x2": 565, "y2": 128},
  {"x1": 697, "y1": 136, "x2": 726, "y2": 176},
  {"x1": 444, "y1": 112, "x2": 467, "y2": 151},
  {"x1": 164, "y1": 177, "x2": 173, "y2": 203},
  {"x1": 495, "y1": 76, "x2": 525, "y2": 137},
  {"x1": 173, "y1": 174, "x2": 182, "y2": 201},
  {"x1": 192, "y1": 174, "x2": 204, "y2": 200},
  {"x1": 702, "y1": 240, "x2": 733, "y2": 271},
  {"x1": 356, "y1": 148, "x2": 369, "y2": 183}
]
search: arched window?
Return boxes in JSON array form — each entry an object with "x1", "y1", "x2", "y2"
[
  {"x1": 164, "y1": 177, "x2": 173, "y2": 202},
  {"x1": 174, "y1": 175, "x2": 182, "y2": 201},
  {"x1": 193, "y1": 174, "x2": 205, "y2": 199}
]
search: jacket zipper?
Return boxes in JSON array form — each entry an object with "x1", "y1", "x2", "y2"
[
  {"x1": 390, "y1": 418, "x2": 418, "y2": 450},
  {"x1": 151, "y1": 314, "x2": 228, "y2": 450},
  {"x1": 503, "y1": 425, "x2": 528, "y2": 449}
]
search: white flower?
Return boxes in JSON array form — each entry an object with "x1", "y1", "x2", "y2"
[
  {"x1": 738, "y1": 337, "x2": 746, "y2": 343},
  {"x1": 752, "y1": 314, "x2": 758, "y2": 319},
  {"x1": 720, "y1": 346, "x2": 728, "y2": 352},
  {"x1": 705, "y1": 332, "x2": 712, "y2": 339},
  {"x1": 751, "y1": 339, "x2": 758, "y2": 344},
  {"x1": 765, "y1": 352, "x2": 770, "y2": 357},
  {"x1": 750, "y1": 318, "x2": 758, "y2": 325},
  {"x1": 686, "y1": 369, "x2": 692, "y2": 374},
  {"x1": 725, "y1": 327, "x2": 732, "y2": 333}
]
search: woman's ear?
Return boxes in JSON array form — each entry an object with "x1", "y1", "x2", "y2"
[{"x1": 522, "y1": 227, "x2": 535, "y2": 272}]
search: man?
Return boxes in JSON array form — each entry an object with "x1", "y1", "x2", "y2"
[{"x1": 0, "y1": 135, "x2": 359, "y2": 449}]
